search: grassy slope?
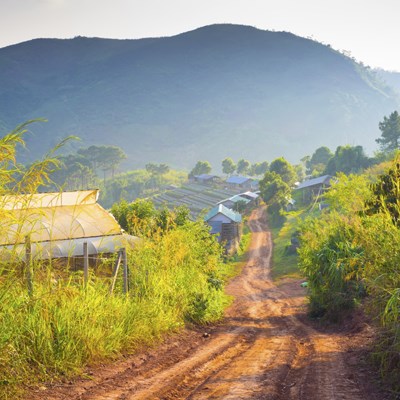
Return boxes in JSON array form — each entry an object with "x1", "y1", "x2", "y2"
[
  {"x1": 0, "y1": 221, "x2": 248, "y2": 399},
  {"x1": 270, "y1": 211, "x2": 302, "y2": 280}
]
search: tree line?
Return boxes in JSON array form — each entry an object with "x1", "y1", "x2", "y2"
[
  {"x1": 259, "y1": 110, "x2": 400, "y2": 221},
  {"x1": 50, "y1": 144, "x2": 127, "y2": 189},
  {"x1": 188, "y1": 158, "x2": 269, "y2": 177}
]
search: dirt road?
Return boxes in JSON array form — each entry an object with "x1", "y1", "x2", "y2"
[{"x1": 32, "y1": 208, "x2": 387, "y2": 400}]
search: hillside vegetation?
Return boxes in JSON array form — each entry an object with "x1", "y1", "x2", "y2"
[
  {"x1": 0, "y1": 124, "x2": 235, "y2": 399},
  {"x1": 297, "y1": 163, "x2": 400, "y2": 392},
  {"x1": 0, "y1": 24, "x2": 398, "y2": 168}
]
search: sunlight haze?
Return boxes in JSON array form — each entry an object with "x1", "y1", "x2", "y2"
[{"x1": 1, "y1": 0, "x2": 400, "y2": 71}]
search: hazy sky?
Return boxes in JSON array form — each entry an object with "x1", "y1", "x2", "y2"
[{"x1": 1, "y1": 0, "x2": 400, "y2": 71}]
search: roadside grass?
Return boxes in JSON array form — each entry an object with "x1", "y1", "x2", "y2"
[
  {"x1": 269, "y1": 209, "x2": 304, "y2": 281},
  {"x1": 0, "y1": 224, "x2": 237, "y2": 400},
  {"x1": 0, "y1": 121, "x2": 242, "y2": 399},
  {"x1": 226, "y1": 219, "x2": 252, "y2": 274}
]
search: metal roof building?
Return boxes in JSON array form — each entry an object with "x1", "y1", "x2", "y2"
[
  {"x1": 193, "y1": 174, "x2": 217, "y2": 180},
  {"x1": 295, "y1": 175, "x2": 333, "y2": 190},
  {"x1": 226, "y1": 176, "x2": 252, "y2": 185},
  {"x1": 204, "y1": 204, "x2": 242, "y2": 224},
  {"x1": 239, "y1": 191, "x2": 259, "y2": 200}
]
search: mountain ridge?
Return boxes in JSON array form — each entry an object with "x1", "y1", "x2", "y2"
[{"x1": 0, "y1": 24, "x2": 398, "y2": 169}]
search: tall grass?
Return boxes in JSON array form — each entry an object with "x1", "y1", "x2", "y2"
[
  {"x1": 298, "y1": 213, "x2": 365, "y2": 319},
  {"x1": 0, "y1": 123, "x2": 234, "y2": 399},
  {"x1": 0, "y1": 223, "x2": 233, "y2": 399},
  {"x1": 270, "y1": 210, "x2": 304, "y2": 280},
  {"x1": 299, "y1": 164, "x2": 400, "y2": 392}
]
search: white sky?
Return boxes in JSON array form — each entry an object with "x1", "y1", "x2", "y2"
[{"x1": 1, "y1": 0, "x2": 400, "y2": 71}]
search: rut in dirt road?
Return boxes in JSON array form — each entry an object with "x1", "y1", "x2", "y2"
[{"x1": 32, "y1": 207, "x2": 383, "y2": 400}]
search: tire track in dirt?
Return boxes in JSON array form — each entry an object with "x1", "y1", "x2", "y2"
[{"x1": 30, "y1": 207, "x2": 386, "y2": 400}]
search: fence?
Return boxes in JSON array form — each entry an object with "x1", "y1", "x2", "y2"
[{"x1": 24, "y1": 236, "x2": 130, "y2": 296}]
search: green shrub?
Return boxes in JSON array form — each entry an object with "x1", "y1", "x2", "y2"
[
  {"x1": 0, "y1": 122, "x2": 233, "y2": 399},
  {"x1": 298, "y1": 214, "x2": 365, "y2": 320}
]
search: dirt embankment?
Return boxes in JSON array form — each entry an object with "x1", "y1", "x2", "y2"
[{"x1": 29, "y1": 208, "x2": 389, "y2": 400}]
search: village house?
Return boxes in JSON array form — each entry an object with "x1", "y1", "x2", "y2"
[
  {"x1": 239, "y1": 191, "x2": 260, "y2": 205},
  {"x1": 193, "y1": 174, "x2": 220, "y2": 185},
  {"x1": 295, "y1": 175, "x2": 333, "y2": 203},
  {"x1": 225, "y1": 175, "x2": 253, "y2": 190},
  {"x1": 204, "y1": 204, "x2": 242, "y2": 253},
  {"x1": 218, "y1": 194, "x2": 251, "y2": 210}
]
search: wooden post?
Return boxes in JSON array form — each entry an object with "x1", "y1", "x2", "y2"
[
  {"x1": 25, "y1": 235, "x2": 33, "y2": 296},
  {"x1": 83, "y1": 241, "x2": 89, "y2": 287},
  {"x1": 109, "y1": 250, "x2": 122, "y2": 294},
  {"x1": 122, "y1": 248, "x2": 129, "y2": 294}
]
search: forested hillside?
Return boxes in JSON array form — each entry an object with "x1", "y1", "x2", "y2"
[
  {"x1": 0, "y1": 24, "x2": 398, "y2": 168},
  {"x1": 375, "y1": 69, "x2": 400, "y2": 95}
]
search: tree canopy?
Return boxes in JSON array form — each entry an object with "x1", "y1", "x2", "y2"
[
  {"x1": 365, "y1": 160, "x2": 400, "y2": 226},
  {"x1": 250, "y1": 161, "x2": 269, "y2": 176},
  {"x1": 324, "y1": 145, "x2": 372, "y2": 175},
  {"x1": 259, "y1": 171, "x2": 290, "y2": 215},
  {"x1": 145, "y1": 163, "x2": 170, "y2": 176},
  {"x1": 376, "y1": 111, "x2": 400, "y2": 152},
  {"x1": 305, "y1": 146, "x2": 333, "y2": 175},
  {"x1": 221, "y1": 158, "x2": 236, "y2": 175},
  {"x1": 269, "y1": 157, "x2": 296, "y2": 186},
  {"x1": 77, "y1": 145, "x2": 126, "y2": 178},
  {"x1": 50, "y1": 144, "x2": 126, "y2": 189},
  {"x1": 236, "y1": 159, "x2": 250, "y2": 175},
  {"x1": 189, "y1": 160, "x2": 212, "y2": 177}
]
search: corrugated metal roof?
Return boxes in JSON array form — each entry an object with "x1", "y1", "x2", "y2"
[
  {"x1": 194, "y1": 174, "x2": 217, "y2": 180},
  {"x1": 295, "y1": 175, "x2": 332, "y2": 190},
  {"x1": 204, "y1": 204, "x2": 242, "y2": 223},
  {"x1": 218, "y1": 195, "x2": 251, "y2": 205},
  {"x1": 240, "y1": 191, "x2": 259, "y2": 199},
  {"x1": 229, "y1": 195, "x2": 251, "y2": 204},
  {"x1": 226, "y1": 176, "x2": 252, "y2": 185}
]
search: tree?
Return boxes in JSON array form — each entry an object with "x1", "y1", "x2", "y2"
[
  {"x1": 269, "y1": 157, "x2": 296, "y2": 186},
  {"x1": 259, "y1": 171, "x2": 290, "y2": 215},
  {"x1": 98, "y1": 146, "x2": 127, "y2": 181},
  {"x1": 250, "y1": 161, "x2": 269, "y2": 176},
  {"x1": 255, "y1": 161, "x2": 269, "y2": 176},
  {"x1": 365, "y1": 160, "x2": 400, "y2": 226},
  {"x1": 306, "y1": 146, "x2": 333, "y2": 175},
  {"x1": 145, "y1": 163, "x2": 170, "y2": 190},
  {"x1": 221, "y1": 158, "x2": 236, "y2": 175},
  {"x1": 174, "y1": 205, "x2": 191, "y2": 226},
  {"x1": 376, "y1": 111, "x2": 400, "y2": 152},
  {"x1": 115, "y1": 198, "x2": 157, "y2": 237},
  {"x1": 232, "y1": 200, "x2": 247, "y2": 213},
  {"x1": 145, "y1": 163, "x2": 159, "y2": 176},
  {"x1": 157, "y1": 163, "x2": 170, "y2": 175},
  {"x1": 294, "y1": 164, "x2": 305, "y2": 182},
  {"x1": 50, "y1": 153, "x2": 97, "y2": 190},
  {"x1": 77, "y1": 145, "x2": 102, "y2": 170},
  {"x1": 77, "y1": 145, "x2": 126, "y2": 182},
  {"x1": 236, "y1": 159, "x2": 250, "y2": 175},
  {"x1": 189, "y1": 161, "x2": 212, "y2": 177},
  {"x1": 324, "y1": 145, "x2": 372, "y2": 175}
]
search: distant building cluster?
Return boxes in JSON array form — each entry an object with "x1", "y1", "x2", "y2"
[{"x1": 196, "y1": 175, "x2": 260, "y2": 254}]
